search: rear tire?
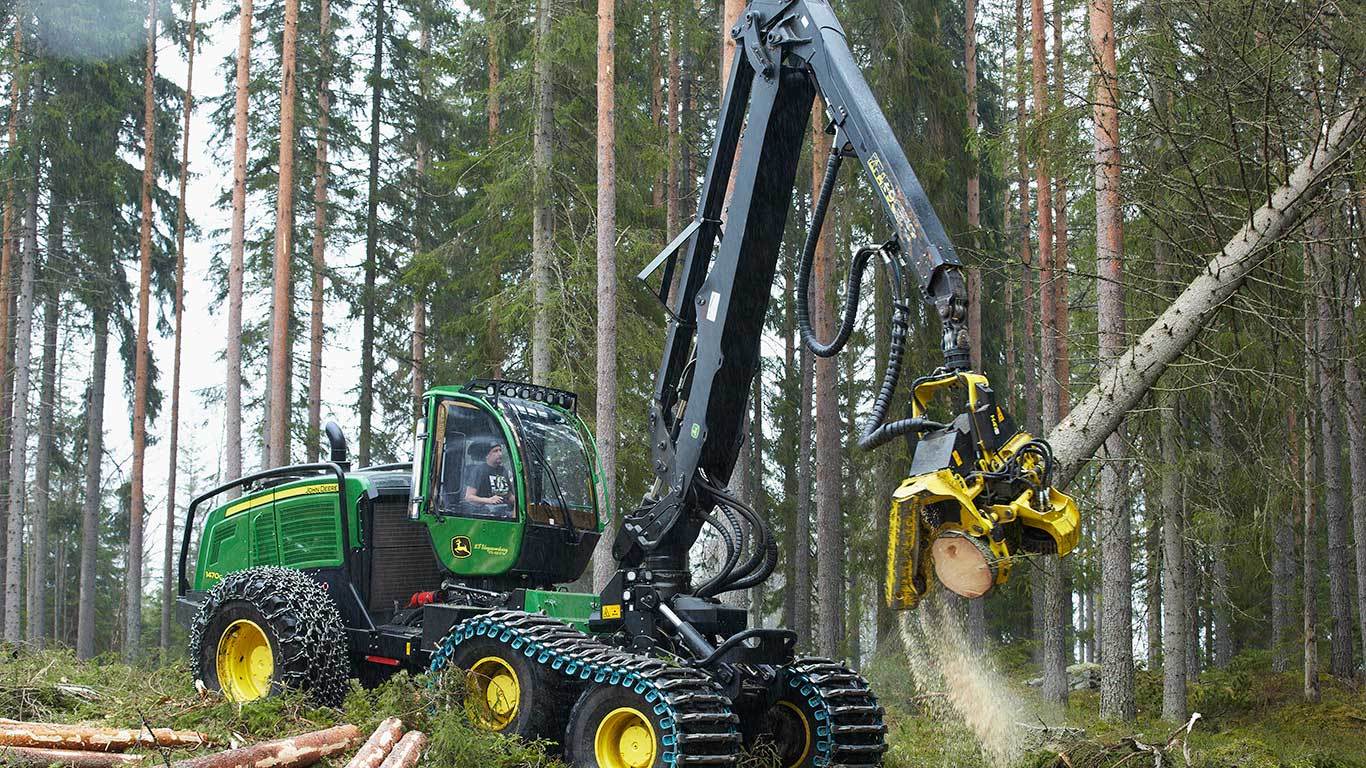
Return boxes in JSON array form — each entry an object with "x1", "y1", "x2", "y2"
[
  {"x1": 189, "y1": 566, "x2": 351, "y2": 706},
  {"x1": 564, "y1": 684, "x2": 670, "y2": 768},
  {"x1": 432, "y1": 632, "x2": 570, "y2": 744}
]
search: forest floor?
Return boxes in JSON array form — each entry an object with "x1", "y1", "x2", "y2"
[{"x1": 1, "y1": 647, "x2": 1363, "y2": 768}]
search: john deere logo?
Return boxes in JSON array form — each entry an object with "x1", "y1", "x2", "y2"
[{"x1": 452, "y1": 536, "x2": 472, "y2": 558}]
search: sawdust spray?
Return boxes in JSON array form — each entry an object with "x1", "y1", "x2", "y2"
[{"x1": 897, "y1": 594, "x2": 1024, "y2": 767}]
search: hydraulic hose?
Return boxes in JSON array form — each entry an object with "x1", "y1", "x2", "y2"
[
  {"x1": 796, "y1": 145, "x2": 870, "y2": 359},
  {"x1": 695, "y1": 505, "x2": 743, "y2": 599}
]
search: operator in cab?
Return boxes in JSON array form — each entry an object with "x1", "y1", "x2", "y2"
[{"x1": 464, "y1": 441, "x2": 514, "y2": 518}]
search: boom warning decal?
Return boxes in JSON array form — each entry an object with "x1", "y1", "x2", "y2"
[{"x1": 867, "y1": 153, "x2": 919, "y2": 246}]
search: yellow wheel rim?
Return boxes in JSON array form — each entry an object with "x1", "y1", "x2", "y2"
[
  {"x1": 594, "y1": 706, "x2": 658, "y2": 768},
  {"x1": 468, "y1": 656, "x2": 520, "y2": 730},
  {"x1": 216, "y1": 619, "x2": 274, "y2": 701},
  {"x1": 776, "y1": 701, "x2": 812, "y2": 768}
]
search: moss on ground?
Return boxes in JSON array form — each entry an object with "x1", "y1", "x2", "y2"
[{"x1": 2, "y1": 647, "x2": 1361, "y2": 768}]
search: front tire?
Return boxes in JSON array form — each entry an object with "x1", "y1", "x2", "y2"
[{"x1": 188, "y1": 566, "x2": 351, "y2": 706}]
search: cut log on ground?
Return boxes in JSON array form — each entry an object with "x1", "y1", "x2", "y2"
[
  {"x1": 169, "y1": 725, "x2": 361, "y2": 768},
  {"x1": 0, "y1": 720, "x2": 216, "y2": 752},
  {"x1": 1047, "y1": 93, "x2": 1364, "y2": 488},
  {"x1": 341, "y1": 719, "x2": 402, "y2": 768},
  {"x1": 375, "y1": 732, "x2": 424, "y2": 768},
  {"x1": 0, "y1": 746, "x2": 145, "y2": 767}
]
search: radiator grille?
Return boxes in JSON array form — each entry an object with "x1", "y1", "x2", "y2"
[{"x1": 368, "y1": 498, "x2": 445, "y2": 612}]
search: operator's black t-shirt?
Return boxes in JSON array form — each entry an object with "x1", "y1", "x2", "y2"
[{"x1": 467, "y1": 462, "x2": 512, "y2": 500}]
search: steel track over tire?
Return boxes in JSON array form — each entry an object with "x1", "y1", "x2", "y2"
[
  {"x1": 189, "y1": 566, "x2": 352, "y2": 707},
  {"x1": 443, "y1": 634, "x2": 573, "y2": 742},
  {"x1": 755, "y1": 657, "x2": 887, "y2": 767},
  {"x1": 429, "y1": 609, "x2": 741, "y2": 765}
]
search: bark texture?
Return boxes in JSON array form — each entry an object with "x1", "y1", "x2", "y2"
[
  {"x1": 226, "y1": 0, "x2": 254, "y2": 486},
  {"x1": 374, "y1": 732, "x2": 424, "y2": 768},
  {"x1": 126, "y1": 0, "x2": 158, "y2": 660},
  {"x1": 340, "y1": 718, "x2": 402, "y2": 768},
  {"x1": 810, "y1": 119, "x2": 841, "y2": 659},
  {"x1": 307, "y1": 0, "x2": 331, "y2": 456},
  {"x1": 359, "y1": 0, "x2": 385, "y2": 466},
  {"x1": 165, "y1": 0, "x2": 198, "y2": 652},
  {"x1": 530, "y1": 0, "x2": 553, "y2": 384},
  {"x1": 592, "y1": 0, "x2": 618, "y2": 591},
  {"x1": 0, "y1": 748, "x2": 144, "y2": 767},
  {"x1": 0, "y1": 720, "x2": 215, "y2": 752},
  {"x1": 170, "y1": 726, "x2": 360, "y2": 768},
  {"x1": 75, "y1": 314, "x2": 108, "y2": 659},
  {"x1": 1047, "y1": 97, "x2": 1365, "y2": 488},
  {"x1": 27, "y1": 263, "x2": 58, "y2": 647},
  {"x1": 268, "y1": 0, "x2": 301, "y2": 467},
  {"x1": 1091, "y1": 0, "x2": 1132, "y2": 720},
  {"x1": 1160, "y1": 390, "x2": 1186, "y2": 721}
]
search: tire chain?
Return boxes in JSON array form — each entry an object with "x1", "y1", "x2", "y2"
[
  {"x1": 189, "y1": 566, "x2": 352, "y2": 707},
  {"x1": 786, "y1": 657, "x2": 888, "y2": 767},
  {"x1": 429, "y1": 609, "x2": 742, "y2": 765}
]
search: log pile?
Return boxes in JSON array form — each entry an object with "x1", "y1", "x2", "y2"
[{"x1": 0, "y1": 718, "x2": 428, "y2": 768}]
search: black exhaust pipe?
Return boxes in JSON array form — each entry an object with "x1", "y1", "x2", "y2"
[{"x1": 324, "y1": 422, "x2": 351, "y2": 471}]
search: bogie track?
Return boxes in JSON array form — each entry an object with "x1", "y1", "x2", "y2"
[
  {"x1": 778, "y1": 658, "x2": 887, "y2": 767},
  {"x1": 430, "y1": 609, "x2": 742, "y2": 765}
]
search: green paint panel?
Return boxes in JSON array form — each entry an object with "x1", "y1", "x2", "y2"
[
  {"x1": 522, "y1": 589, "x2": 600, "y2": 631},
  {"x1": 426, "y1": 515, "x2": 521, "y2": 575}
]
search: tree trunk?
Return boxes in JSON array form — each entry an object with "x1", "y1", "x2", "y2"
[
  {"x1": 76, "y1": 313, "x2": 108, "y2": 659},
  {"x1": 342, "y1": 719, "x2": 402, "y2": 768},
  {"x1": 1271, "y1": 407, "x2": 1297, "y2": 672},
  {"x1": 1052, "y1": 0, "x2": 1069, "y2": 419},
  {"x1": 485, "y1": 0, "x2": 502, "y2": 378},
  {"x1": 411, "y1": 9, "x2": 430, "y2": 409},
  {"x1": 226, "y1": 0, "x2": 254, "y2": 486},
  {"x1": 795, "y1": 336, "x2": 813, "y2": 648},
  {"x1": 126, "y1": 0, "x2": 158, "y2": 660},
  {"x1": 1310, "y1": 212, "x2": 1355, "y2": 679},
  {"x1": 1144, "y1": 470, "x2": 1161, "y2": 667},
  {"x1": 267, "y1": 0, "x2": 300, "y2": 468},
  {"x1": 307, "y1": 0, "x2": 331, "y2": 458},
  {"x1": 1302, "y1": 259, "x2": 1320, "y2": 702},
  {"x1": 164, "y1": 0, "x2": 198, "y2": 653},
  {"x1": 27, "y1": 236, "x2": 58, "y2": 648},
  {"x1": 720, "y1": 0, "x2": 743, "y2": 83},
  {"x1": 1015, "y1": 0, "x2": 1037, "y2": 438},
  {"x1": 1342, "y1": 317, "x2": 1366, "y2": 670},
  {"x1": 3, "y1": 117, "x2": 39, "y2": 642},
  {"x1": 359, "y1": 0, "x2": 385, "y2": 466},
  {"x1": 1091, "y1": 0, "x2": 1131, "y2": 718},
  {"x1": 965, "y1": 0, "x2": 981, "y2": 373},
  {"x1": 1031, "y1": 0, "x2": 1056, "y2": 438},
  {"x1": 811, "y1": 120, "x2": 841, "y2": 660},
  {"x1": 749, "y1": 365, "x2": 766, "y2": 623},
  {"x1": 530, "y1": 0, "x2": 553, "y2": 385},
  {"x1": 591, "y1": 0, "x2": 617, "y2": 592},
  {"x1": 0, "y1": 22, "x2": 24, "y2": 617},
  {"x1": 1184, "y1": 499, "x2": 1199, "y2": 681},
  {"x1": 1160, "y1": 390, "x2": 1186, "y2": 721},
  {"x1": 1047, "y1": 98, "x2": 1365, "y2": 488},
  {"x1": 666, "y1": 0, "x2": 681, "y2": 237},
  {"x1": 1210, "y1": 404, "x2": 1232, "y2": 668}
]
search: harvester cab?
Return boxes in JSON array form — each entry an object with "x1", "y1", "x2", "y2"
[{"x1": 175, "y1": 379, "x2": 604, "y2": 705}]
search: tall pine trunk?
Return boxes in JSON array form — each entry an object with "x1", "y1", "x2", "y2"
[
  {"x1": 1160, "y1": 390, "x2": 1186, "y2": 721},
  {"x1": 126, "y1": 0, "x2": 159, "y2": 660},
  {"x1": 226, "y1": 0, "x2": 254, "y2": 485},
  {"x1": 666, "y1": 0, "x2": 681, "y2": 237},
  {"x1": 76, "y1": 313, "x2": 109, "y2": 659},
  {"x1": 485, "y1": 0, "x2": 502, "y2": 377},
  {"x1": 360, "y1": 0, "x2": 385, "y2": 465},
  {"x1": 0, "y1": 22, "x2": 23, "y2": 618},
  {"x1": 308, "y1": 0, "x2": 331, "y2": 455},
  {"x1": 411, "y1": 6, "x2": 429, "y2": 408},
  {"x1": 27, "y1": 224, "x2": 59, "y2": 648},
  {"x1": 1091, "y1": 0, "x2": 1132, "y2": 718},
  {"x1": 3, "y1": 116, "x2": 39, "y2": 642},
  {"x1": 1342, "y1": 314, "x2": 1366, "y2": 669},
  {"x1": 164, "y1": 0, "x2": 199, "y2": 653},
  {"x1": 268, "y1": 0, "x2": 300, "y2": 467},
  {"x1": 1271, "y1": 407, "x2": 1297, "y2": 672},
  {"x1": 1210, "y1": 404, "x2": 1232, "y2": 668},
  {"x1": 811, "y1": 119, "x2": 841, "y2": 660},
  {"x1": 591, "y1": 0, "x2": 618, "y2": 591},
  {"x1": 1310, "y1": 211, "x2": 1354, "y2": 679},
  {"x1": 795, "y1": 327, "x2": 813, "y2": 647},
  {"x1": 1303, "y1": 354, "x2": 1320, "y2": 702},
  {"x1": 530, "y1": 0, "x2": 553, "y2": 384}
]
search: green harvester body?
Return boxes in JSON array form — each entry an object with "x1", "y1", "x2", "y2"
[{"x1": 178, "y1": 380, "x2": 607, "y2": 676}]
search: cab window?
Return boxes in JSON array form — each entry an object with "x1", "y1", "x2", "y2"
[{"x1": 431, "y1": 401, "x2": 516, "y2": 520}]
